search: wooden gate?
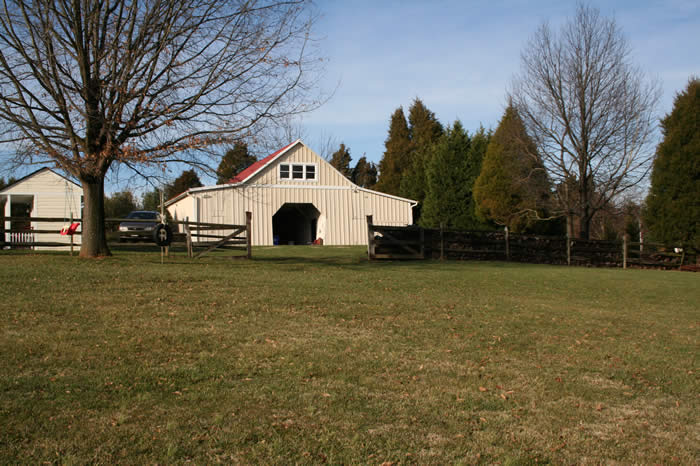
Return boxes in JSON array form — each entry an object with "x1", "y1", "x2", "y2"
[{"x1": 366, "y1": 215, "x2": 424, "y2": 260}]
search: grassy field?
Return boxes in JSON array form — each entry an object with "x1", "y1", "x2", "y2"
[{"x1": 0, "y1": 246, "x2": 698, "y2": 464}]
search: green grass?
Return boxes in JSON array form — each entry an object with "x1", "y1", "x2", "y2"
[{"x1": 1, "y1": 246, "x2": 698, "y2": 464}]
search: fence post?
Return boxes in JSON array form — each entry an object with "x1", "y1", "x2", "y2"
[
  {"x1": 566, "y1": 233, "x2": 571, "y2": 266},
  {"x1": 505, "y1": 226, "x2": 510, "y2": 261},
  {"x1": 183, "y1": 217, "x2": 193, "y2": 258},
  {"x1": 70, "y1": 214, "x2": 74, "y2": 256},
  {"x1": 245, "y1": 211, "x2": 252, "y2": 259},
  {"x1": 366, "y1": 215, "x2": 374, "y2": 261},
  {"x1": 623, "y1": 234, "x2": 628, "y2": 269},
  {"x1": 440, "y1": 222, "x2": 444, "y2": 261}
]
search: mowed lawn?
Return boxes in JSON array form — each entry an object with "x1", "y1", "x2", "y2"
[{"x1": 0, "y1": 247, "x2": 697, "y2": 464}]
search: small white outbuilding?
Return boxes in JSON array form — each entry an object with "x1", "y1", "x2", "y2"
[
  {"x1": 165, "y1": 140, "x2": 416, "y2": 246},
  {"x1": 1, "y1": 168, "x2": 83, "y2": 248}
]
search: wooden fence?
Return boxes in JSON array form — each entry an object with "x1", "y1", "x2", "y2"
[
  {"x1": 367, "y1": 217, "x2": 696, "y2": 269},
  {"x1": 1, "y1": 213, "x2": 252, "y2": 259},
  {"x1": 174, "y1": 212, "x2": 252, "y2": 259}
]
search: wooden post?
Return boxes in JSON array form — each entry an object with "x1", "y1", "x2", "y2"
[
  {"x1": 69, "y1": 214, "x2": 74, "y2": 256},
  {"x1": 366, "y1": 215, "x2": 374, "y2": 261},
  {"x1": 623, "y1": 234, "x2": 628, "y2": 269},
  {"x1": 440, "y1": 222, "x2": 444, "y2": 261},
  {"x1": 505, "y1": 226, "x2": 510, "y2": 261},
  {"x1": 566, "y1": 233, "x2": 571, "y2": 266},
  {"x1": 245, "y1": 211, "x2": 252, "y2": 260},
  {"x1": 183, "y1": 217, "x2": 193, "y2": 258}
]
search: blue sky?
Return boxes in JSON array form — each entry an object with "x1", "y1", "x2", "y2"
[{"x1": 301, "y1": 0, "x2": 700, "y2": 165}]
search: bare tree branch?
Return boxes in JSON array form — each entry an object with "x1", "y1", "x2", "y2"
[
  {"x1": 0, "y1": 0, "x2": 326, "y2": 256},
  {"x1": 511, "y1": 4, "x2": 660, "y2": 239}
]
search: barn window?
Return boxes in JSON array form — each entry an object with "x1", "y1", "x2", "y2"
[
  {"x1": 279, "y1": 164, "x2": 290, "y2": 179},
  {"x1": 305, "y1": 165, "x2": 316, "y2": 180},
  {"x1": 279, "y1": 163, "x2": 317, "y2": 181}
]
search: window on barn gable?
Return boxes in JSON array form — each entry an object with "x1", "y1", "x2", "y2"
[
  {"x1": 279, "y1": 163, "x2": 317, "y2": 182},
  {"x1": 279, "y1": 164, "x2": 290, "y2": 179},
  {"x1": 305, "y1": 165, "x2": 316, "y2": 180}
]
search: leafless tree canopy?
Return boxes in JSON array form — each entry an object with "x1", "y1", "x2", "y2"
[
  {"x1": 0, "y1": 0, "x2": 324, "y2": 256},
  {"x1": 0, "y1": 0, "x2": 322, "y2": 176},
  {"x1": 511, "y1": 4, "x2": 660, "y2": 239}
]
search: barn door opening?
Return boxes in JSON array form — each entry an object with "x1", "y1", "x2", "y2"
[{"x1": 273, "y1": 203, "x2": 320, "y2": 245}]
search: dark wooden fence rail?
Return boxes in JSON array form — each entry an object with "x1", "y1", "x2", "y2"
[
  {"x1": 367, "y1": 218, "x2": 696, "y2": 269},
  {"x1": 2, "y1": 213, "x2": 253, "y2": 259}
]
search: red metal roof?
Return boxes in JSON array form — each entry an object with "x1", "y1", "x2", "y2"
[{"x1": 229, "y1": 141, "x2": 297, "y2": 183}]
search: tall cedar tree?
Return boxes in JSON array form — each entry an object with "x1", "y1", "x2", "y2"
[
  {"x1": 375, "y1": 108, "x2": 411, "y2": 196},
  {"x1": 165, "y1": 170, "x2": 203, "y2": 200},
  {"x1": 400, "y1": 99, "x2": 443, "y2": 203},
  {"x1": 644, "y1": 78, "x2": 700, "y2": 249},
  {"x1": 464, "y1": 126, "x2": 491, "y2": 229},
  {"x1": 473, "y1": 105, "x2": 551, "y2": 232},
  {"x1": 329, "y1": 143, "x2": 352, "y2": 179},
  {"x1": 217, "y1": 144, "x2": 256, "y2": 184},
  {"x1": 420, "y1": 121, "x2": 479, "y2": 229},
  {"x1": 352, "y1": 156, "x2": 377, "y2": 188}
]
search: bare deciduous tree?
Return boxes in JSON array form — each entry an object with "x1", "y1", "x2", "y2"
[
  {"x1": 0, "y1": 0, "x2": 325, "y2": 256},
  {"x1": 511, "y1": 4, "x2": 660, "y2": 239}
]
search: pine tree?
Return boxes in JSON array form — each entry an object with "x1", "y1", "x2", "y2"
[
  {"x1": 644, "y1": 78, "x2": 700, "y2": 249},
  {"x1": 420, "y1": 121, "x2": 475, "y2": 229},
  {"x1": 217, "y1": 143, "x2": 256, "y2": 184},
  {"x1": 473, "y1": 105, "x2": 550, "y2": 232},
  {"x1": 352, "y1": 156, "x2": 377, "y2": 188},
  {"x1": 165, "y1": 169, "x2": 203, "y2": 200},
  {"x1": 329, "y1": 143, "x2": 352, "y2": 179},
  {"x1": 400, "y1": 98, "x2": 443, "y2": 203},
  {"x1": 375, "y1": 107, "x2": 411, "y2": 195}
]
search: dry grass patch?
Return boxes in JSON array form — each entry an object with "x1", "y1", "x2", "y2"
[{"x1": 0, "y1": 247, "x2": 698, "y2": 463}]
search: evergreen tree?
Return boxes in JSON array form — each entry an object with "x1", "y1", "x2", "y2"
[
  {"x1": 165, "y1": 169, "x2": 203, "y2": 200},
  {"x1": 375, "y1": 107, "x2": 411, "y2": 196},
  {"x1": 329, "y1": 143, "x2": 352, "y2": 178},
  {"x1": 420, "y1": 121, "x2": 476, "y2": 229},
  {"x1": 644, "y1": 78, "x2": 700, "y2": 249},
  {"x1": 142, "y1": 189, "x2": 161, "y2": 211},
  {"x1": 0, "y1": 176, "x2": 17, "y2": 189},
  {"x1": 400, "y1": 98, "x2": 443, "y2": 203},
  {"x1": 352, "y1": 156, "x2": 377, "y2": 188},
  {"x1": 473, "y1": 105, "x2": 551, "y2": 232},
  {"x1": 217, "y1": 143, "x2": 256, "y2": 184},
  {"x1": 104, "y1": 190, "x2": 139, "y2": 219}
]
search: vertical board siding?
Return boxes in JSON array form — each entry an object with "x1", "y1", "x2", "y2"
[
  {"x1": 166, "y1": 142, "x2": 415, "y2": 246},
  {"x1": 176, "y1": 185, "x2": 414, "y2": 245}
]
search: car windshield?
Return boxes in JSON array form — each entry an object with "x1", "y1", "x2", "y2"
[{"x1": 126, "y1": 212, "x2": 158, "y2": 220}]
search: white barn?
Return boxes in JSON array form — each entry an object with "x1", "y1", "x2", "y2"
[
  {"x1": 1, "y1": 168, "x2": 83, "y2": 249},
  {"x1": 165, "y1": 140, "x2": 416, "y2": 246}
]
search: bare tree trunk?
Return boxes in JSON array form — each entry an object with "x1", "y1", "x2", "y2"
[{"x1": 80, "y1": 176, "x2": 111, "y2": 258}]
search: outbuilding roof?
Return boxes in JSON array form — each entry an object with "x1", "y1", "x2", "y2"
[
  {"x1": 0, "y1": 167, "x2": 80, "y2": 193},
  {"x1": 229, "y1": 140, "x2": 300, "y2": 183}
]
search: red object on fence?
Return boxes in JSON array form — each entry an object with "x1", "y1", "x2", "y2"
[{"x1": 60, "y1": 222, "x2": 80, "y2": 235}]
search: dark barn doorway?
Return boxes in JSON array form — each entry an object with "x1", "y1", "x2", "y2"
[{"x1": 273, "y1": 203, "x2": 320, "y2": 245}]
